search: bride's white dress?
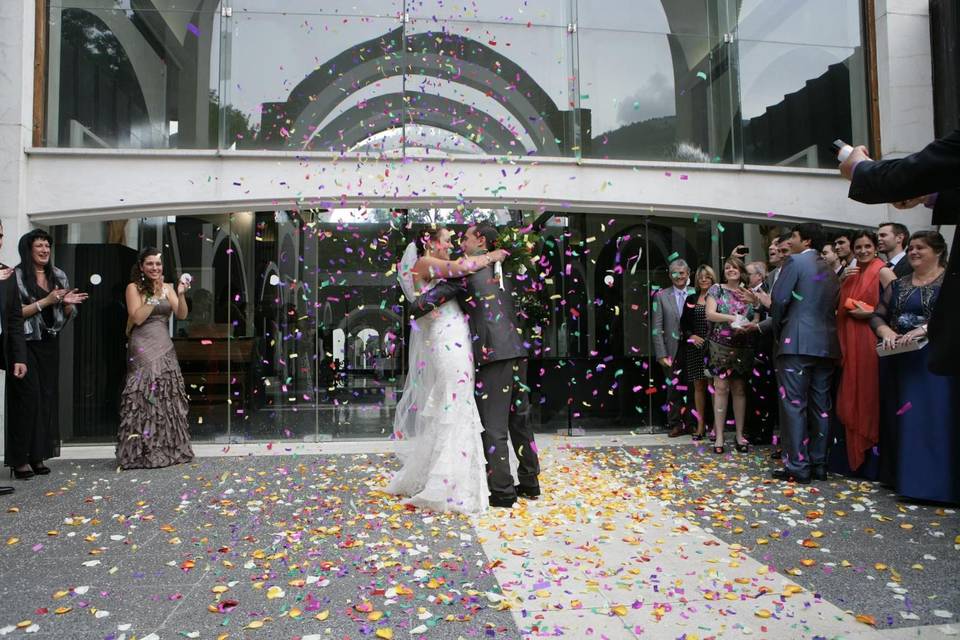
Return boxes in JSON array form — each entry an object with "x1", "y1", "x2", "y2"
[{"x1": 385, "y1": 280, "x2": 489, "y2": 515}]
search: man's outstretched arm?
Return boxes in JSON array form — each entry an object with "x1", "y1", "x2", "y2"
[{"x1": 407, "y1": 279, "x2": 467, "y2": 319}]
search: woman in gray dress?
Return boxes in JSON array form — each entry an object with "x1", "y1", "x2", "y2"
[{"x1": 116, "y1": 247, "x2": 194, "y2": 470}]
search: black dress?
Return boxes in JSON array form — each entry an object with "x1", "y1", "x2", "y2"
[
  {"x1": 4, "y1": 304, "x2": 61, "y2": 467},
  {"x1": 680, "y1": 295, "x2": 709, "y2": 384}
]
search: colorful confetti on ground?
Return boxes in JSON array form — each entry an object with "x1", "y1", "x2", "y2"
[{"x1": 2, "y1": 436, "x2": 958, "y2": 639}]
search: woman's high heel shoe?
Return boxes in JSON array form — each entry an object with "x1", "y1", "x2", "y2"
[
  {"x1": 29, "y1": 462, "x2": 51, "y2": 475},
  {"x1": 10, "y1": 467, "x2": 35, "y2": 480}
]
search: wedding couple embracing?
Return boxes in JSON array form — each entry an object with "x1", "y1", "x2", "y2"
[{"x1": 385, "y1": 223, "x2": 541, "y2": 514}]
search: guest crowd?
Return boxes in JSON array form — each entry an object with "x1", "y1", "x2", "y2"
[{"x1": 654, "y1": 220, "x2": 958, "y2": 503}]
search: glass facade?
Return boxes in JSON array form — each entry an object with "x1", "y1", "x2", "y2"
[
  {"x1": 43, "y1": 0, "x2": 871, "y2": 167},
  {"x1": 48, "y1": 210, "x2": 803, "y2": 443}
]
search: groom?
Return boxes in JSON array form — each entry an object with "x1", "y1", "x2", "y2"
[{"x1": 410, "y1": 223, "x2": 541, "y2": 508}]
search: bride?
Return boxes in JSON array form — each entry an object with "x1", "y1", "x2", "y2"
[{"x1": 385, "y1": 227, "x2": 507, "y2": 515}]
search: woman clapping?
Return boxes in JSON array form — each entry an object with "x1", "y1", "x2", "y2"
[{"x1": 5, "y1": 230, "x2": 87, "y2": 480}]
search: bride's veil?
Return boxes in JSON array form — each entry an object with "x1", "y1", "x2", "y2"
[{"x1": 391, "y1": 241, "x2": 427, "y2": 460}]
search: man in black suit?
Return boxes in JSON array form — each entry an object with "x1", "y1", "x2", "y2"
[
  {"x1": 768, "y1": 223, "x2": 840, "y2": 484},
  {"x1": 410, "y1": 223, "x2": 541, "y2": 509},
  {"x1": 0, "y1": 220, "x2": 29, "y2": 496},
  {"x1": 840, "y1": 129, "x2": 959, "y2": 375},
  {"x1": 877, "y1": 222, "x2": 913, "y2": 277}
]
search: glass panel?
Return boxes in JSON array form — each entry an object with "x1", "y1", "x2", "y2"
[
  {"x1": 404, "y1": 19, "x2": 575, "y2": 157},
  {"x1": 45, "y1": 6, "x2": 219, "y2": 148},
  {"x1": 229, "y1": 0, "x2": 401, "y2": 18},
  {"x1": 577, "y1": 29, "x2": 737, "y2": 162},
  {"x1": 309, "y1": 208, "x2": 406, "y2": 438},
  {"x1": 223, "y1": 12, "x2": 403, "y2": 151},
  {"x1": 226, "y1": 211, "x2": 318, "y2": 442},
  {"x1": 162, "y1": 215, "x2": 232, "y2": 440},
  {"x1": 736, "y1": 0, "x2": 869, "y2": 166},
  {"x1": 406, "y1": 0, "x2": 570, "y2": 27},
  {"x1": 51, "y1": 221, "x2": 140, "y2": 444},
  {"x1": 577, "y1": 0, "x2": 703, "y2": 35}
]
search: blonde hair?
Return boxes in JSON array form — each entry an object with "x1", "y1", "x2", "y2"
[{"x1": 694, "y1": 265, "x2": 717, "y2": 292}]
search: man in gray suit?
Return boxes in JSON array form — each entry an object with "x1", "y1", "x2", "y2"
[
  {"x1": 768, "y1": 223, "x2": 840, "y2": 484},
  {"x1": 410, "y1": 223, "x2": 540, "y2": 509},
  {"x1": 652, "y1": 258, "x2": 691, "y2": 436}
]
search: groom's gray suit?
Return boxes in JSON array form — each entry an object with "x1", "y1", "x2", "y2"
[{"x1": 410, "y1": 263, "x2": 540, "y2": 503}]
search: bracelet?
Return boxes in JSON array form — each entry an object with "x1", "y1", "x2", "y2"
[{"x1": 36, "y1": 301, "x2": 43, "y2": 313}]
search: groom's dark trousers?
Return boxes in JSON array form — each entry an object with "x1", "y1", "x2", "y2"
[
  {"x1": 410, "y1": 264, "x2": 541, "y2": 502},
  {"x1": 476, "y1": 357, "x2": 539, "y2": 498}
]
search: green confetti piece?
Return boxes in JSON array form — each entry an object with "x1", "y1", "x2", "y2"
[
  {"x1": 667, "y1": 251, "x2": 680, "y2": 261},
  {"x1": 791, "y1": 291, "x2": 804, "y2": 301},
  {"x1": 717, "y1": 223, "x2": 725, "y2": 232},
  {"x1": 696, "y1": 71, "x2": 708, "y2": 80}
]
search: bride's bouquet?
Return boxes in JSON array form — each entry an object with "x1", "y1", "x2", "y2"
[
  {"x1": 492, "y1": 224, "x2": 550, "y2": 334},
  {"x1": 495, "y1": 224, "x2": 539, "y2": 275}
]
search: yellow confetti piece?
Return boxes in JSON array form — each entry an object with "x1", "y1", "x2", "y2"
[
  {"x1": 611, "y1": 604, "x2": 627, "y2": 616},
  {"x1": 755, "y1": 609, "x2": 772, "y2": 618},
  {"x1": 266, "y1": 586, "x2": 285, "y2": 599},
  {"x1": 212, "y1": 585, "x2": 228, "y2": 594},
  {"x1": 315, "y1": 610, "x2": 330, "y2": 621},
  {"x1": 54, "y1": 607, "x2": 72, "y2": 615},
  {"x1": 244, "y1": 620, "x2": 264, "y2": 629},
  {"x1": 374, "y1": 629, "x2": 394, "y2": 640}
]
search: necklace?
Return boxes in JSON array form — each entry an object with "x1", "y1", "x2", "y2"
[{"x1": 912, "y1": 269, "x2": 943, "y2": 287}]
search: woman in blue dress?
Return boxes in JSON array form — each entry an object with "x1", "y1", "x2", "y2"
[{"x1": 871, "y1": 230, "x2": 959, "y2": 504}]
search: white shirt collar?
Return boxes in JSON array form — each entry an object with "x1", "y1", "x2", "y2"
[
  {"x1": 888, "y1": 250, "x2": 906, "y2": 265},
  {"x1": 801, "y1": 248, "x2": 816, "y2": 255}
]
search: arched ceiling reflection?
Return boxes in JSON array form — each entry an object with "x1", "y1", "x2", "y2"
[{"x1": 258, "y1": 25, "x2": 566, "y2": 156}]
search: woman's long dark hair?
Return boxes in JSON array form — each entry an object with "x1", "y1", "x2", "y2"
[
  {"x1": 130, "y1": 247, "x2": 164, "y2": 297},
  {"x1": 415, "y1": 226, "x2": 446, "y2": 257},
  {"x1": 17, "y1": 229, "x2": 56, "y2": 300}
]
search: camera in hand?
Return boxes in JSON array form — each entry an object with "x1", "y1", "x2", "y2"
[{"x1": 734, "y1": 245, "x2": 749, "y2": 256}]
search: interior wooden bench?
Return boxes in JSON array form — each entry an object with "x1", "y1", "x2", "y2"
[{"x1": 172, "y1": 337, "x2": 255, "y2": 406}]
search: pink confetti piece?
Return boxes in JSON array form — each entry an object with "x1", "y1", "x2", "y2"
[{"x1": 896, "y1": 402, "x2": 913, "y2": 416}]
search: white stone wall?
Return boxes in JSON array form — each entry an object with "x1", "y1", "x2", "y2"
[{"x1": 0, "y1": 0, "x2": 36, "y2": 455}]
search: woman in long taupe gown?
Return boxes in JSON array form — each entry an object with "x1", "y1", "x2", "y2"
[{"x1": 116, "y1": 248, "x2": 194, "y2": 470}]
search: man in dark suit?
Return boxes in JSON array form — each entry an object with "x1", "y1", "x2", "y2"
[
  {"x1": 768, "y1": 223, "x2": 840, "y2": 484},
  {"x1": 877, "y1": 222, "x2": 913, "y2": 277},
  {"x1": 0, "y1": 220, "x2": 28, "y2": 496},
  {"x1": 410, "y1": 223, "x2": 540, "y2": 509},
  {"x1": 841, "y1": 129, "x2": 959, "y2": 374}
]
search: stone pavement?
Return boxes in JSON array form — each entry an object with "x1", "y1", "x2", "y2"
[{"x1": 0, "y1": 434, "x2": 957, "y2": 639}]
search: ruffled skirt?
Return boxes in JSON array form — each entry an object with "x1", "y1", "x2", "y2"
[{"x1": 116, "y1": 347, "x2": 194, "y2": 470}]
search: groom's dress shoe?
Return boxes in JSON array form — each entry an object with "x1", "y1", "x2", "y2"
[
  {"x1": 771, "y1": 468, "x2": 811, "y2": 484},
  {"x1": 489, "y1": 495, "x2": 517, "y2": 509},
  {"x1": 0, "y1": 486, "x2": 14, "y2": 496},
  {"x1": 515, "y1": 485, "x2": 540, "y2": 500},
  {"x1": 811, "y1": 466, "x2": 827, "y2": 481}
]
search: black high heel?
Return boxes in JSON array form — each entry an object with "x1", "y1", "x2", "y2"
[
  {"x1": 10, "y1": 467, "x2": 35, "y2": 480},
  {"x1": 29, "y1": 462, "x2": 51, "y2": 475},
  {"x1": 735, "y1": 441, "x2": 750, "y2": 453}
]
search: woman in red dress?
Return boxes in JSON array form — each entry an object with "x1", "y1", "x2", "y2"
[{"x1": 835, "y1": 230, "x2": 896, "y2": 475}]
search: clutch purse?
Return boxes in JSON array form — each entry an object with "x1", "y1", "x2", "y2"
[
  {"x1": 844, "y1": 298, "x2": 874, "y2": 312},
  {"x1": 876, "y1": 336, "x2": 928, "y2": 356}
]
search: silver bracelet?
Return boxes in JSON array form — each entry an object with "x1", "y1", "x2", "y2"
[{"x1": 36, "y1": 301, "x2": 43, "y2": 313}]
